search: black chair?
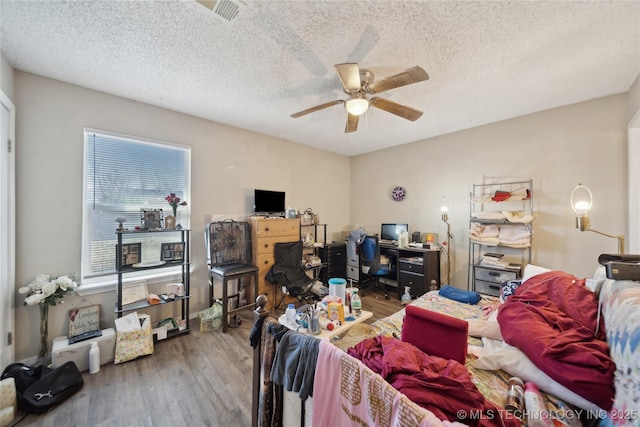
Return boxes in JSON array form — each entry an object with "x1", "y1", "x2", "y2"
[
  {"x1": 359, "y1": 235, "x2": 393, "y2": 299},
  {"x1": 205, "y1": 221, "x2": 259, "y2": 332},
  {"x1": 266, "y1": 240, "x2": 316, "y2": 308}
]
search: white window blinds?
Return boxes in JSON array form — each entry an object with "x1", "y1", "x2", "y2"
[{"x1": 82, "y1": 129, "x2": 191, "y2": 282}]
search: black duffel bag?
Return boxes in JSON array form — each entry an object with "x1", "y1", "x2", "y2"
[
  {"x1": 21, "y1": 361, "x2": 84, "y2": 414},
  {"x1": 1, "y1": 362, "x2": 51, "y2": 408}
]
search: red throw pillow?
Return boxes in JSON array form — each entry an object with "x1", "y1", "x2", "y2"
[{"x1": 402, "y1": 305, "x2": 468, "y2": 364}]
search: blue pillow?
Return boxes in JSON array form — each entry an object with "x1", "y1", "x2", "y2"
[{"x1": 439, "y1": 284, "x2": 481, "y2": 305}]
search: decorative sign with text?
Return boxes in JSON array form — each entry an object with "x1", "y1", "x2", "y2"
[{"x1": 68, "y1": 305, "x2": 100, "y2": 338}]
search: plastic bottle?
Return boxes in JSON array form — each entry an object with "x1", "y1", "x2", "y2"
[
  {"x1": 401, "y1": 287, "x2": 412, "y2": 305},
  {"x1": 318, "y1": 317, "x2": 335, "y2": 331},
  {"x1": 89, "y1": 341, "x2": 100, "y2": 374},
  {"x1": 285, "y1": 304, "x2": 296, "y2": 326},
  {"x1": 524, "y1": 382, "x2": 551, "y2": 427},
  {"x1": 505, "y1": 377, "x2": 524, "y2": 418},
  {"x1": 351, "y1": 290, "x2": 362, "y2": 317}
]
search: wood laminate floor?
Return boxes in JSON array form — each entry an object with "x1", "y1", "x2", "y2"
[{"x1": 14, "y1": 286, "x2": 403, "y2": 427}]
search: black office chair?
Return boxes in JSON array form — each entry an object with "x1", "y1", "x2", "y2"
[
  {"x1": 266, "y1": 240, "x2": 316, "y2": 308},
  {"x1": 359, "y1": 235, "x2": 393, "y2": 299}
]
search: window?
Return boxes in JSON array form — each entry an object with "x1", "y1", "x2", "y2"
[{"x1": 81, "y1": 129, "x2": 191, "y2": 289}]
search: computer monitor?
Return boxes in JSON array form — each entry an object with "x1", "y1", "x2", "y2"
[{"x1": 380, "y1": 223, "x2": 408, "y2": 241}]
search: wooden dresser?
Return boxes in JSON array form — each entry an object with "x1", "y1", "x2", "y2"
[{"x1": 249, "y1": 217, "x2": 300, "y2": 310}]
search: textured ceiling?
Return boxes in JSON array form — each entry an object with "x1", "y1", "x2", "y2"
[{"x1": 1, "y1": 0, "x2": 639, "y2": 156}]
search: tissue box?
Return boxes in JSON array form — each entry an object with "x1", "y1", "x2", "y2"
[{"x1": 52, "y1": 327, "x2": 116, "y2": 372}]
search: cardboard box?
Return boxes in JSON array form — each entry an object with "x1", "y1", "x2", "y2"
[{"x1": 52, "y1": 327, "x2": 116, "y2": 372}]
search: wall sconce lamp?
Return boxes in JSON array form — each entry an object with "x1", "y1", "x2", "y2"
[
  {"x1": 441, "y1": 197, "x2": 452, "y2": 285},
  {"x1": 571, "y1": 183, "x2": 625, "y2": 254}
]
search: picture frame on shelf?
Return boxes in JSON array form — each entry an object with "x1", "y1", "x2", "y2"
[
  {"x1": 68, "y1": 305, "x2": 100, "y2": 338},
  {"x1": 120, "y1": 242, "x2": 142, "y2": 266},
  {"x1": 121, "y1": 281, "x2": 149, "y2": 306},
  {"x1": 160, "y1": 242, "x2": 184, "y2": 262},
  {"x1": 141, "y1": 208, "x2": 163, "y2": 230}
]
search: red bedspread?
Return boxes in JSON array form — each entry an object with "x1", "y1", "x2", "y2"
[
  {"x1": 348, "y1": 335, "x2": 519, "y2": 427},
  {"x1": 497, "y1": 270, "x2": 615, "y2": 410}
]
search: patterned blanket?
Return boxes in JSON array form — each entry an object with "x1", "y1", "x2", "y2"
[{"x1": 368, "y1": 291, "x2": 515, "y2": 408}]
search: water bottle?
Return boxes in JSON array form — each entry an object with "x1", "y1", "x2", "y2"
[
  {"x1": 285, "y1": 304, "x2": 296, "y2": 326},
  {"x1": 351, "y1": 290, "x2": 362, "y2": 317},
  {"x1": 89, "y1": 341, "x2": 100, "y2": 374}
]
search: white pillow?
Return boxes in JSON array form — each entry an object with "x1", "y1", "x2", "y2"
[
  {"x1": 521, "y1": 264, "x2": 551, "y2": 284},
  {"x1": 475, "y1": 338, "x2": 601, "y2": 412}
]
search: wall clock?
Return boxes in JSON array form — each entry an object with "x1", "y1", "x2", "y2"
[{"x1": 391, "y1": 186, "x2": 406, "y2": 202}]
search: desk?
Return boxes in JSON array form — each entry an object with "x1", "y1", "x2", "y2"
[
  {"x1": 278, "y1": 310, "x2": 373, "y2": 341},
  {"x1": 379, "y1": 243, "x2": 441, "y2": 299}
]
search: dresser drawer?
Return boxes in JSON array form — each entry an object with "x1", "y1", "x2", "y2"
[
  {"x1": 475, "y1": 280, "x2": 502, "y2": 297},
  {"x1": 252, "y1": 218, "x2": 300, "y2": 238},
  {"x1": 399, "y1": 260, "x2": 424, "y2": 274},
  {"x1": 474, "y1": 265, "x2": 519, "y2": 284},
  {"x1": 254, "y1": 234, "x2": 298, "y2": 255},
  {"x1": 255, "y1": 253, "x2": 275, "y2": 272}
]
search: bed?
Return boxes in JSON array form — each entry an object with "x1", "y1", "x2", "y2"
[{"x1": 250, "y1": 264, "x2": 640, "y2": 427}]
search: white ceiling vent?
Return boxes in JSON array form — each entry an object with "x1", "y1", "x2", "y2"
[{"x1": 196, "y1": 0, "x2": 247, "y2": 23}]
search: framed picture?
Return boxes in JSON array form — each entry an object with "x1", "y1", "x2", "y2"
[
  {"x1": 68, "y1": 305, "x2": 101, "y2": 338},
  {"x1": 141, "y1": 208, "x2": 163, "y2": 230},
  {"x1": 121, "y1": 281, "x2": 149, "y2": 305},
  {"x1": 120, "y1": 242, "x2": 142, "y2": 266},
  {"x1": 161, "y1": 242, "x2": 185, "y2": 262}
]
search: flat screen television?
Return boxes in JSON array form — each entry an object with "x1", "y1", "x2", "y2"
[
  {"x1": 381, "y1": 223, "x2": 409, "y2": 241},
  {"x1": 254, "y1": 189, "x2": 285, "y2": 216}
]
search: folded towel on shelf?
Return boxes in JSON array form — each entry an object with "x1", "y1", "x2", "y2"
[
  {"x1": 470, "y1": 236, "x2": 499, "y2": 246},
  {"x1": 470, "y1": 223, "x2": 500, "y2": 238},
  {"x1": 502, "y1": 210, "x2": 534, "y2": 224},
  {"x1": 472, "y1": 211, "x2": 506, "y2": 220},
  {"x1": 498, "y1": 224, "x2": 531, "y2": 242}
]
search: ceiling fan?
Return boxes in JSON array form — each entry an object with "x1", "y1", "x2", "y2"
[{"x1": 291, "y1": 63, "x2": 429, "y2": 133}]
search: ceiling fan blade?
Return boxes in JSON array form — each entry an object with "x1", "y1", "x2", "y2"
[
  {"x1": 335, "y1": 63, "x2": 362, "y2": 93},
  {"x1": 345, "y1": 113, "x2": 359, "y2": 133},
  {"x1": 291, "y1": 100, "x2": 344, "y2": 118},
  {"x1": 368, "y1": 66, "x2": 429, "y2": 94},
  {"x1": 370, "y1": 97, "x2": 423, "y2": 121}
]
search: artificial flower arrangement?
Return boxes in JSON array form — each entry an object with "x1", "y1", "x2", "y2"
[
  {"x1": 165, "y1": 192, "x2": 188, "y2": 217},
  {"x1": 19, "y1": 273, "x2": 79, "y2": 306},
  {"x1": 19, "y1": 273, "x2": 79, "y2": 364}
]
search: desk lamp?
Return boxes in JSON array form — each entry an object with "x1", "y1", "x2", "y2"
[
  {"x1": 440, "y1": 197, "x2": 452, "y2": 285},
  {"x1": 571, "y1": 183, "x2": 625, "y2": 254}
]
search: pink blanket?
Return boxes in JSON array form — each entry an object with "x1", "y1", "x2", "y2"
[
  {"x1": 313, "y1": 340, "x2": 458, "y2": 427},
  {"x1": 347, "y1": 336, "x2": 519, "y2": 427},
  {"x1": 497, "y1": 271, "x2": 615, "y2": 410}
]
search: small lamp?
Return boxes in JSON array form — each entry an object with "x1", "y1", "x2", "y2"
[
  {"x1": 440, "y1": 196, "x2": 452, "y2": 285},
  {"x1": 344, "y1": 93, "x2": 369, "y2": 116},
  {"x1": 570, "y1": 183, "x2": 625, "y2": 254}
]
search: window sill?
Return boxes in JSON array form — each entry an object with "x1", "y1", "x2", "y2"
[{"x1": 78, "y1": 267, "x2": 185, "y2": 297}]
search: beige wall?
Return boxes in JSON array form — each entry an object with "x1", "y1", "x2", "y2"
[
  {"x1": 629, "y1": 72, "x2": 640, "y2": 119},
  {"x1": 350, "y1": 94, "x2": 629, "y2": 286},
  {"x1": 13, "y1": 71, "x2": 350, "y2": 360},
  {"x1": 0, "y1": 51, "x2": 14, "y2": 99}
]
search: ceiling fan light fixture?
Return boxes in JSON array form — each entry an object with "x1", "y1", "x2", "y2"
[{"x1": 345, "y1": 94, "x2": 369, "y2": 116}]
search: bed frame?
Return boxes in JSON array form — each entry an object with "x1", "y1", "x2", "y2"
[{"x1": 249, "y1": 269, "x2": 640, "y2": 427}]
